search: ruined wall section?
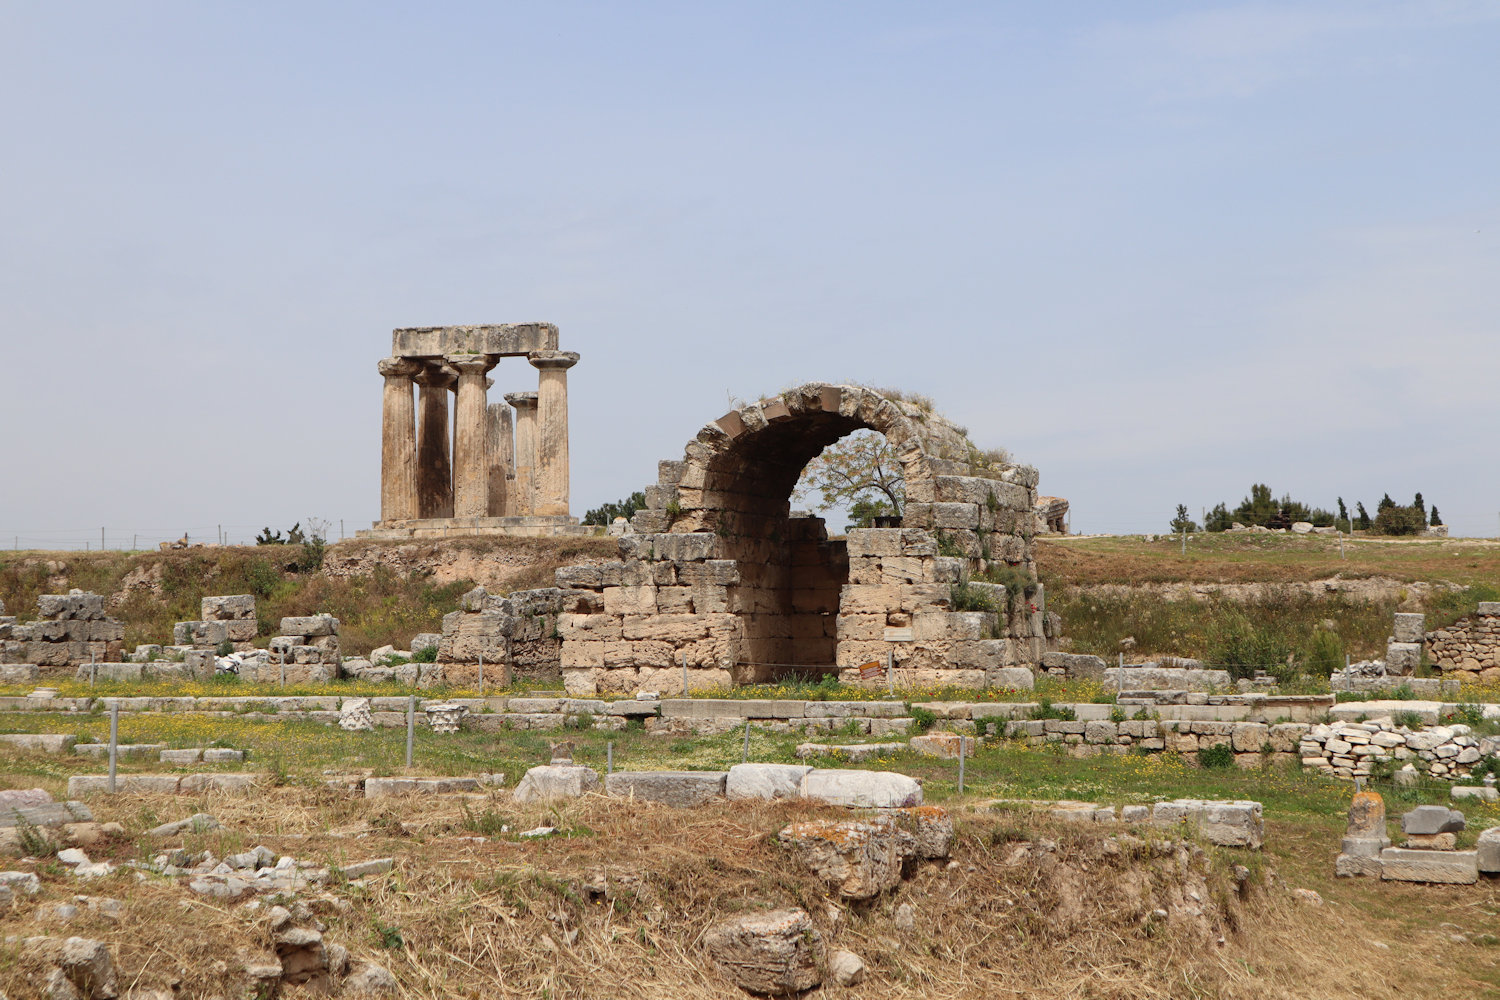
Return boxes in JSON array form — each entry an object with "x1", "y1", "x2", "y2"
[
  {"x1": 554, "y1": 383, "x2": 1049, "y2": 695},
  {"x1": 1427, "y1": 603, "x2": 1500, "y2": 682}
]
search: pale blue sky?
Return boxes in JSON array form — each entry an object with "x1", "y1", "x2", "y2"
[{"x1": 1, "y1": 1, "x2": 1496, "y2": 547}]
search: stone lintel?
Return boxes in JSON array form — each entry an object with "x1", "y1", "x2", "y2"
[{"x1": 393, "y1": 323, "x2": 559, "y2": 358}]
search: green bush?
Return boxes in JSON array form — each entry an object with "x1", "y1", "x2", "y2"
[
  {"x1": 1031, "y1": 698, "x2": 1076, "y2": 722},
  {"x1": 1301, "y1": 629, "x2": 1344, "y2": 678},
  {"x1": 1199, "y1": 743, "x2": 1235, "y2": 769},
  {"x1": 1205, "y1": 610, "x2": 1293, "y2": 681},
  {"x1": 412, "y1": 644, "x2": 439, "y2": 663},
  {"x1": 908, "y1": 706, "x2": 938, "y2": 733},
  {"x1": 950, "y1": 579, "x2": 999, "y2": 614}
]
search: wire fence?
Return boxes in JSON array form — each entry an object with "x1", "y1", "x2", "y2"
[{"x1": 0, "y1": 520, "x2": 358, "y2": 552}]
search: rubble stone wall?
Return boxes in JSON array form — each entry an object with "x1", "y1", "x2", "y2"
[{"x1": 1427, "y1": 604, "x2": 1500, "y2": 682}]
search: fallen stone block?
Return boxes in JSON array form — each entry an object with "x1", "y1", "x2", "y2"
[
  {"x1": 1478, "y1": 827, "x2": 1500, "y2": 874},
  {"x1": 146, "y1": 813, "x2": 219, "y2": 837},
  {"x1": 705, "y1": 908, "x2": 821, "y2": 995},
  {"x1": 179, "y1": 773, "x2": 262, "y2": 794},
  {"x1": 341, "y1": 858, "x2": 394, "y2": 879},
  {"x1": 363, "y1": 777, "x2": 481, "y2": 798},
  {"x1": 1379, "y1": 847, "x2": 1477, "y2": 884},
  {"x1": 0, "y1": 789, "x2": 51, "y2": 809},
  {"x1": 0, "y1": 733, "x2": 76, "y2": 754},
  {"x1": 799, "y1": 769, "x2": 923, "y2": 809},
  {"x1": 794, "y1": 742, "x2": 905, "y2": 762},
  {"x1": 890, "y1": 805, "x2": 954, "y2": 859},
  {"x1": 1402, "y1": 805, "x2": 1465, "y2": 835},
  {"x1": 1335, "y1": 853, "x2": 1383, "y2": 878},
  {"x1": 1151, "y1": 799, "x2": 1263, "y2": 848},
  {"x1": 909, "y1": 732, "x2": 980, "y2": 759},
  {"x1": 511, "y1": 764, "x2": 600, "y2": 804},
  {"x1": 605, "y1": 771, "x2": 727, "y2": 807},
  {"x1": 726, "y1": 763, "x2": 812, "y2": 801},
  {"x1": 779, "y1": 816, "x2": 914, "y2": 899},
  {"x1": 0, "y1": 801, "x2": 93, "y2": 829}
]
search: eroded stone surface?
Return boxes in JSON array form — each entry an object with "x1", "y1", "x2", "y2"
[{"x1": 705, "y1": 908, "x2": 822, "y2": 995}]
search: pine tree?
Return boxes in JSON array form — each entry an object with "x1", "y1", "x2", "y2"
[
  {"x1": 1355, "y1": 502, "x2": 1373, "y2": 530},
  {"x1": 1430, "y1": 506, "x2": 1443, "y2": 527},
  {"x1": 1413, "y1": 493, "x2": 1425, "y2": 519},
  {"x1": 1337, "y1": 497, "x2": 1348, "y2": 521},
  {"x1": 1170, "y1": 504, "x2": 1198, "y2": 533},
  {"x1": 1378, "y1": 494, "x2": 1395, "y2": 513}
]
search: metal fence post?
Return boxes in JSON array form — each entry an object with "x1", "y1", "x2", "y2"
[
  {"x1": 681, "y1": 651, "x2": 689, "y2": 696},
  {"x1": 957, "y1": 735, "x2": 966, "y2": 795},
  {"x1": 478, "y1": 651, "x2": 484, "y2": 693},
  {"x1": 743, "y1": 720, "x2": 752, "y2": 762},
  {"x1": 607, "y1": 742, "x2": 614, "y2": 775},
  {"x1": 405, "y1": 695, "x2": 415, "y2": 769},
  {"x1": 107, "y1": 704, "x2": 119, "y2": 794}
]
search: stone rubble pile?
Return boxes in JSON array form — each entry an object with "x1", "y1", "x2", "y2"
[
  {"x1": 0, "y1": 591, "x2": 124, "y2": 676},
  {"x1": 1299, "y1": 719, "x2": 1489, "y2": 781}
]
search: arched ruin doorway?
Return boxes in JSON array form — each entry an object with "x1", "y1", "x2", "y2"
[{"x1": 555, "y1": 383, "x2": 1047, "y2": 695}]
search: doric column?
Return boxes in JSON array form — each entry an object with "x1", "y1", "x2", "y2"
[
  {"x1": 528, "y1": 351, "x2": 580, "y2": 517},
  {"x1": 487, "y1": 402, "x2": 514, "y2": 517},
  {"x1": 377, "y1": 357, "x2": 422, "y2": 523},
  {"x1": 505, "y1": 391, "x2": 539, "y2": 516},
  {"x1": 445, "y1": 353, "x2": 498, "y2": 518},
  {"x1": 413, "y1": 363, "x2": 455, "y2": 519}
]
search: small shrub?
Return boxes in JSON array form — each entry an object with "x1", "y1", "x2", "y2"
[
  {"x1": 1199, "y1": 743, "x2": 1235, "y2": 769},
  {"x1": 908, "y1": 706, "x2": 938, "y2": 733},
  {"x1": 1393, "y1": 710, "x2": 1424, "y2": 730},
  {"x1": 950, "y1": 579, "x2": 999, "y2": 614},
  {"x1": 412, "y1": 644, "x2": 438, "y2": 663},
  {"x1": 1447, "y1": 704, "x2": 1485, "y2": 728},
  {"x1": 215, "y1": 639, "x2": 235, "y2": 658},
  {"x1": 565, "y1": 711, "x2": 595, "y2": 731},
  {"x1": 1031, "y1": 698, "x2": 1076, "y2": 722},
  {"x1": 1302, "y1": 629, "x2": 1344, "y2": 678},
  {"x1": 1109, "y1": 707, "x2": 1127, "y2": 723}
]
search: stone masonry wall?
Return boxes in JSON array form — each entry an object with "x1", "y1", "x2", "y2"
[
  {"x1": 1427, "y1": 603, "x2": 1500, "y2": 682},
  {"x1": 434, "y1": 585, "x2": 566, "y2": 686},
  {"x1": 554, "y1": 383, "x2": 1049, "y2": 696}
]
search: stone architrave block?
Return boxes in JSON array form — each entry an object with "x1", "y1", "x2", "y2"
[
  {"x1": 799, "y1": 769, "x2": 923, "y2": 808},
  {"x1": 604, "y1": 771, "x2": 727, "y2": 807},
  {"x1": 1379, "y1": 847, "x2": 1478, "y2": 884},
  {"x1": 279, "y1": 615, "x2": 338, "y2": 637},
  {"x1": 1392, "y1": 614, "x2": 1426, "y2": 644},
  {"x1": 726, "y1": 763, "x2": 812, "y2": 801},
  {"x1": 201, "y1": 595, "x2": 256, "y2": 621}
]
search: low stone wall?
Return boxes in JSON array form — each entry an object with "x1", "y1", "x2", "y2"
[
  {"x1": 1427, "y1": 603, "x2": 1500, "y2": 682},
  {"x1": 1330, "y1": 675, "x2": 1460, "y2": 696},
  {"x1": 1002, "y1": 718, "x2": 1309, "y2": 768},
  {"x1": 1300, "y1": 719, "x2": 1492, "y2": 781}
]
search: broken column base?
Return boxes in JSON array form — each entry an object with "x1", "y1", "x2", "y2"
[
  {"x1": 1377, "y1": 848, "x2": 1478, "y2": 884},
  {"x1": 357, "y1": 515, "x2": 590, "y2": 540}
]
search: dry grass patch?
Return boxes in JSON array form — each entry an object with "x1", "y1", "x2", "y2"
[{"x1": 2, "y1": 788, "x2": 1494, "y2": 998}]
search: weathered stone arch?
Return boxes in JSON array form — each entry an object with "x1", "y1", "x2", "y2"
[{"x1": 553, "y1": 384, "x2": 1049, "y2": 696}]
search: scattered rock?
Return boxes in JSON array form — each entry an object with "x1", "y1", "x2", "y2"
[
  {"x1": 828, "y1": 949, "x2": 866, "y2": 986},
  {"x1": 894, "y1": 901, "x2": 917, "y2": 930},
  {"x1": 344, "y1": 961, "x2": 398, "y2": 995},
  {"x1": 1402, "y1": 805, "x2": 1465, "y2": 835},
  {"x1": 275, "y1": 927, "x2": 329, "y2": 988},
  {"x1": 1290, "y1": 888, "x2": 1323, "y2": 905},
  {"x1": 146, "y1": 814, "x2": 219, "y2": 838},
  {"x1": 59, "y1": 937, "x2": 118, "y2": 999},
  {"x1": 704, "y1": 908, "x2": 822, "y2": 996}
]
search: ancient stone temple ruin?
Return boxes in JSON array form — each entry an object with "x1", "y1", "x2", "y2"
[
  {"x1": 358, "y1": 323, "x2": 588, "y2": 539},
  {"x1": 551, "y1": 383, "x2": 1053, "y2": 695}
]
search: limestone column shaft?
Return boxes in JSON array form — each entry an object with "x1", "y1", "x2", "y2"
[
  {"x1": 445, "y1": 353, "x2": 498, "y2": 518},
  {"x1": 414, "y1": 364, "x2": 456, "y2": 519},
  {"x1": 505, "y1": 391, "x2": 539, "y2": 516},
  {"x1": 377, "y1": 358, "x2": 422, "y2": 523},
  {"x1": 487, "y1": 402, "x2": 515, "y2": 517},
  {"x1": 528, "y1": 350, "x2": 580, "y2": 517}
]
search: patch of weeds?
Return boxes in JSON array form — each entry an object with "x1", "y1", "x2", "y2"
[
  {"x1": 908, "y1": 706, "x2": 938, "y2": 733},
  {"x1": 1199, "y1": 743, "x2": 1235, "y2": 769},
  {"x1": 372, "y1": 920, "x2": 404, "y2": 950},
  {"x1": 16, "y1": 818, "x2": 57, "y2": 858},
  {"x1": 412, "y1": 644, "x2": 438, "y2": 664},
  {"x1": 460, "y1": 804, "x2": 512, "y2": 838},
  {"x1": 1109, "y1": 707, "x2": 1127, "y2": 723},
  {"x1": 565, "y1": 711, "x2": 595, "y2": 731},
  {"x1": 1393, "y1": 710, "x2": 1424, "y2": 730},
  {"x1": 1030, "y1": 699, "x2": 1076, "y2": 722}
]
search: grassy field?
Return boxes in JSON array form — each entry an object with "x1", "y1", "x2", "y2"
[{"x1": 1037, "y1": 534, "x2": 1500, "y2": 665}]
